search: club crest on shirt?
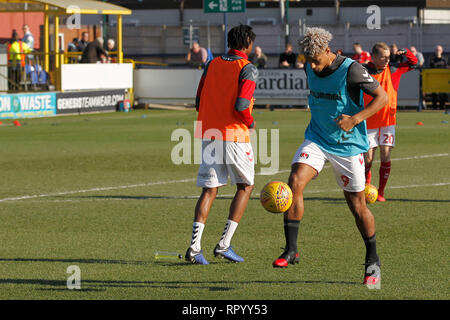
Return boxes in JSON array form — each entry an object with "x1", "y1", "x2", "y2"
[{"x1": 300, "y1": 152, "x2": 309, "y2": 159}]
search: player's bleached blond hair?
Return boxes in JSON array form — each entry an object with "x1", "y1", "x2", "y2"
[{"x1": 298, "y1": 27, "x2": 333, "y2": 58}]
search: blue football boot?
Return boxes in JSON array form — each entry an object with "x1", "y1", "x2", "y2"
[
  {"x1": 213, "y1": 244, "x2": 244, "y2": 263},
  {"x1": 185, "y1": 247, "x2": 209, "y2": 265}
]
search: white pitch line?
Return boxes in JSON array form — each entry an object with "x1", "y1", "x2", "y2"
[
  {"x1": 388, "y1": 182, "x2": 450, "y2": 189},
  {"x1": 0, "y1": 153, "x2": 448, "y2": 203},
  {"x1": 0, "y1": 178, "x2": 196, "y2": 203},
  {"x1": 261, "y1": 153, "x2": 450, "y2": 175},
  {"x1": 224, "y1": 181, "x2": 450, "y2": 197},
  {"x1": 389, "y1": 153, "x2": 448, "y2": 161},
  {"x1": 12, "y1": 181, "x2": 450, "y2": 203}
]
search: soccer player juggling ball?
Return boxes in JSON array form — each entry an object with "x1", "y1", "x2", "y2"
[
  {"x1": 272, "y1": 27, "x2": 388, "y2": 286},
  {"x1": 363, "y1": 43, "x2": 418, "y2": 202},
  {"x1": 185, "y1": 25, "x2": 258, "y2": 264}
]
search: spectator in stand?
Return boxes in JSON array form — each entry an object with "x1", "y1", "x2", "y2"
[
  {"x1": 409, "y1": 46, "x2": 424, "y2": 68},
  {"x1": 68, "y1": 38, "x2": 79, "y2": 52},
  {"x1": 78, "y1": 32, "x2": 90, "y2": 52},
  {"x1": 296, "y1": 53, "x2": 306, "y2": 69},
  {"x1": 249, "y1": 45, "x2": 270, "y2": 109},
  {"x1": 389, "y1": 43, "x2": 404, "y2": 64},
  {"x1": 277, "y1": 43, "x2": 297, "y2": 109},
  {"x1": 249, "y1": 46, "x2": 267, "y2": 69},
  {"x1": 106, "y1": 39, "x2": 116, "y2": 63},
  {"x1": 279, "y1": 43, "x2": 297, "y2": 68},
  {"x1": 22, "y1": 24, "x2": 34, "y2": 61},
  {"x1": 67, "y1": 38, "x2": 80, "y2": 63},
  {"x1": 81, "y1": 37, "x2": 108, "y2": 63},
  {"x1": 430, "y1": 45, "x2": 448, "y2": 69},
  {"x1": 429, "y1": 45, "x2": 448, "y2": 110},
  {"x1": 7, "y1": 29, "x2": 31, "y2": 90},
  {"x1": 107, "y1": 39, "x2": 115, "y2": 51},
  {"x1": 352, "y1": 43, "x2": 371, "y2": 64},
  {"x1": 186, "y1": 41, "x2": 208, "y2": 69},
  {"x1": 22, "y1": 24, "x2": 34, "y2": 51},
  {"x1": 336, "y1": 49, "x2": 343, "y2": 56}
]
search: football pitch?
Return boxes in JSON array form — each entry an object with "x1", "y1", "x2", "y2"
[{"x1": 0, "y1": 108, "x2": 448, "y2": 300}]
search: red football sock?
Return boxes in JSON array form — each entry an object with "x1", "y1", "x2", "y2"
[
  {"x1": 378, "y1": 161, "x2": 391, "y2": 196},
  {"x1": 365, "y1": 163, "x2": 372, "y2": 184}
]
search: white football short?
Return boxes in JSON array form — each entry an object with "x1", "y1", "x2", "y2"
[
  {"x1": 197, "y1": 140, "x2": 255, "y2": 188},
  {"x1": 367, "y1": 125, "x2": 396, "y2": 148},
  {"x1": 292, "y1": 140, "x2": 366, "y2": 192}
]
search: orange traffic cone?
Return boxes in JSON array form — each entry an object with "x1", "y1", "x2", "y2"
[{"x1": 13, "y1": 120, "x2": 21, "y2": 127}]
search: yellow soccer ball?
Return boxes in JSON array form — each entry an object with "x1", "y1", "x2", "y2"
[
  {"x1": 260, "y1": 181, "x2": 293, "y2": 213},
  {"x1": 365, "y1": 184, "x2": 378, "y2": 204}
]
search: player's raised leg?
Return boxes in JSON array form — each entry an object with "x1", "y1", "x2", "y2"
[
  {"x1": 214, "y1": 183, "x2": 254, "y2": 262},
  {"x1": 272, "y1": 162, "x2": 317, "y2": 268}
]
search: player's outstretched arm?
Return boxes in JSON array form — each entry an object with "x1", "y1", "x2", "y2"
[{"x1": 335, "y1": 86, "x2": 388, "y2": 132}]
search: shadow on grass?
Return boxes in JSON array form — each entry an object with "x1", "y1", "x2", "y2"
[
  {"x1": 0, "y1": 278, "x2": 360, "y2": 292},
  {"x1": 0, "y1": 257, "x2": 230, "y2": 267},
  {"x1": 74, "y1": 195, "x2": 348, "y2": 204},
  {"x1": 0, "y1": 257, "x2": 150, "y2": 266},
  {"x1": 75, "y1": 195, "x2": 240, "y2": 201},
  {"x1": 37, "y1": 288, "x2": 106, "y2": 292},
  {"x1": 379, "y1": 198, "x2": 450, "y2": 203},
  {"x1": 50, "y1": 194, "x2": 449, "y2": 204}
]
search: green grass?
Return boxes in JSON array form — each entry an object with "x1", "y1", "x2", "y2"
[{"x1": 0, "y1": 109, "x2": 449, "y2": 300}]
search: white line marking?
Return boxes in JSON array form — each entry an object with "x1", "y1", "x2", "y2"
[
  {"x1": 265, "y1": 153, "x2": 450, "y2": 175},
  {"x1": 13, "y1": 181, "x2": 450, "y2": 203},
  {"x1": 388, "y1": 182, "x2": 450, "y2": 189},
  {"x1": 389, "y1": 153, "x2": 448, "y2": 161},
  {"x1": 0, "y1": 178, "x2": 196, "y2": 203},
  {"x1": 229, "y1": 181, "x2": 450, "y2": 197},
  {"x1": 0, "y1": 153, "x2": 448, "y2": 203}
]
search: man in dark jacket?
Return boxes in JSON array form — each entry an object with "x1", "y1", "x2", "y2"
[
  {"x1": 81, "y1": 37, "x2": 108, "y2": 63},
  {"x1": 429, "y1": 45, "x2": 448, "y2": 110},
  {"x1": 279, "y1": 43, "x2": 297, "y2": 68},
  {"x1": 77, "y1": 32, "x2": 90, "y2": 52}
]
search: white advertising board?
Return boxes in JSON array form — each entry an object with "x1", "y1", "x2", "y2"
[{"x1": 61, "y1": 63, "x2": 133, "y2": 91}]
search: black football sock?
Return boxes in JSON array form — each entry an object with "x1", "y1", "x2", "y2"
[
  {"x1": 363, "y1": 234, "x2": 379, "y2": 264},
  {"x1": 284, "y1": 219, "x2": 300, "y2": 253}
]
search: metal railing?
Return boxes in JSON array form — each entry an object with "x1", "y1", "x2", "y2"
[
  {"x1": 1, "y1": 50, "x2": 130, "y2": 93},
  {"x1": 2, "y1": 52, "x2": 51, "y2": 93}
]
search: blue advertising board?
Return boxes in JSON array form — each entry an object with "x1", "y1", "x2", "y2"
[{"x1": 0, "y1": 92, "x2": 57, "y2": 119}]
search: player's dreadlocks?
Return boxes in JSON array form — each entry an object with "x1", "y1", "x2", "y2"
[
  {"x1": 298, "y1": 27, "x2": 333, "y2": 58},
  {"x1": 227, "y1": 24, "x2": 256, "y2": 50}
]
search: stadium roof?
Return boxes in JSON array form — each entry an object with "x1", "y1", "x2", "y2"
[
  {"x1": 0, "y1": 0, "x2": 132, "y2": 15},
  {"x1": 105, "y1": 0, "x2": 426, "y2": 10}
]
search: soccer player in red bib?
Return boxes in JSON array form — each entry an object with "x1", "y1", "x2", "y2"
[
  {"x1": 185, "y1": 25, "x2": 258, "y2": 265},
  {"x1": 363, "y1": 43, "x2": 418, "y2": 202}
]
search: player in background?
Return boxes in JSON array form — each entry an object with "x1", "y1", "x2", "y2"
[
  {"x1": 352, "y1": 43, "x2": 371, "y2": 64},
  {"x1": 185, "y1": 25, "x2": 258, "y2": 265},
  {"x1": 272, "y1": 27, "x2": 388, "y2": 287},
  {"x1": 363, "y1": 43, "x2": 418, "y2": 202}
]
